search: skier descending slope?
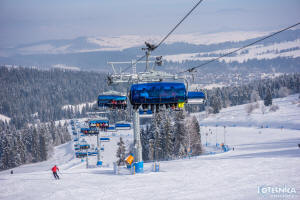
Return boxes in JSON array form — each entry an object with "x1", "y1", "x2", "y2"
[{"x1": 51, "y1": 165, "x2": 60, "y2": 180}]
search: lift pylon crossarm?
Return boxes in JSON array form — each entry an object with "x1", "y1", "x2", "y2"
[
  {"x1": 142, "y1": 42, "x2": 156, "y2": 52},
  {"x1": 108, "y1": 69, "x2": 186, "y2": 85}
]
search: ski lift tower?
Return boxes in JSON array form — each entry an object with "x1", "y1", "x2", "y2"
[
  {"x1": 107, "y1": 46, "x2": 186, "y2": 173},
  {"x1": 87, "y1": 110, "x2": 109, "y2": 166}
]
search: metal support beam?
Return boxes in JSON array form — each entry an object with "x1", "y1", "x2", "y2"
[
  {"x1": 86, "y1": 149, "x2": 89, "y2": 169},
  {"x1": 133, "y1": 109, "x2": 142, "y2": 163},
  {"x1": 96, "y1": 129, "x2": 102, "y2": 166}
]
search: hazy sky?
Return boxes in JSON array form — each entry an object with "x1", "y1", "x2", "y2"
[{"x1": 0, "y1": 0, "x2": 299, "y2": 47}]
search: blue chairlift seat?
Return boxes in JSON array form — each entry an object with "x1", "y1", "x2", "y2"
[
  {"x1": 139, "y1": 109, "x2": 153, "y2": 115},
  {"x1": 107, "y1": 126, "x2": 116, "y2": 132},
  {"x1": 100, "y1": 137, "x2": 110, "y2": 142},
  {"x1": 187, "y1": 91, "x2": 206, "y2": 104},
  {"x1": 89, "y1": 119, "x2": 109, "y2": 129},
  {"x1": 80, "y1": 144, "x2": 90, "y2": 150},
  {"x1": 130, "y1": 82, "x2": 187, "y2": 110},
  {"x1": 147, "y1": 109, "x2": 153, "y2": 114},
  {"x1": 81, "y1": 127, "x2": 99, "y2": 135},
  {"x1": 88, "y1": 151, "x2": 98, "y2": 156},
  {"x1": 107, "y1": 126, "x2": 115, "y2": 130},
  {"x1": 98, "y1": 95, "x2": 127, "y2": 109},
  {"x1": 76, "y1": 152, "x2": 87, "y2": 158},
  {"x1": 115, "y1": 122, "x2": 131, "y2": 129}
]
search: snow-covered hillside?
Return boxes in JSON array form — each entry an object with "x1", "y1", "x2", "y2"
[
  {"x1": 1, "y1": 29, "x2": 300, "y2": 73},
  {"x1": 6, "y1": 31, "x2": 270, "y2": 55},
  {"x1": 164, "y1": 39, "x2": 300, "y2": 63},
  {"x1": 0, "y1": 95, "x2": 299, "y2": 200},
  {"x1": 195, "y1": 94, "x2": 300, "y2": 129}
]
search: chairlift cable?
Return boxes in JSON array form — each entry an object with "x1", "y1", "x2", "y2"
[
  {"x1": 182, "y1": 22, "x2": 300, "y2": 73},
  {"x1": 121, "y1": 0, "x2": 204, "y2": 73},
  {"x1": 154, "y1": 0, "x2": 204, "y2": 51}
]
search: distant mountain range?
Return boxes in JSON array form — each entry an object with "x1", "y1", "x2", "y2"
[{"x1": 0, "y1": 29, "x2": 299, "y2": 73}]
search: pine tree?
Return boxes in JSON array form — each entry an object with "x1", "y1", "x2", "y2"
[
  {"x1": 153, "y1": 111, "x2": 164, "y2": 160},
  {"x1": 210, "y1": 95, "x2": 222, "y2": 114},
  {"x1": 116, "y1": 137, "x2": 126, "y2": 166},
  {"x1": 148, "y1": 139, "x2": 155, "y2": 161},
  {"x1": 31, "y1": 127, "x2": 40, "y2": 162},
  {"x1": 264, "y1": 88, "x2": 273, "y2": 106},
  {"x1": 39, "y1": 128, "x2": 48, "y2": 161},
  {"x1": 189, "y1": 116, "x2": 202, "y2": 156},
  {"x1": 163, "y1": 113, "x2": 174, "y2": 160},
  {"x1": 140, "y1": 127, "x2": 149, "y2": 161},
  {"x1": 173, "y1": 110, "x2": 187, "y2": 157}
]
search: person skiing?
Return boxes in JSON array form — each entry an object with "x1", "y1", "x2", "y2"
[{"x1": 51, "y1": 165, "x2": 60, "y2": 180}]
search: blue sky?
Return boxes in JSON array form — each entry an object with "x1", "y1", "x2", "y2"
[{"x1": 0, "y1": 0, "x2": 299, "y2": 47}]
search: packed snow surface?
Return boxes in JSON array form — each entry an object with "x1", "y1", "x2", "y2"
[{"x1": 0, "y1": 95, "x2": 299, "y2": 200}]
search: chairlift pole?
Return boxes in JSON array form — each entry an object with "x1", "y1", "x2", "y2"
[
  {"x1": 133, "y1": 109, "x2": 142, "y2": 164},
  {"x1": 106, "y1": 55, "x2": 186, "y2": 174},
  {"x1": 215, "y1": 125, "x2": 218, "y2": 147},
  {"x1": 145, "y1": 51, "x2": 150, "y2": 72},
  {"x1": 223, "y1": 126, "x2": 226, "y2": 145},
  {"x1": 96, "y1": 128, "x2": 102, "y2": 166},
  {"x1": 188, "y1": 127, "x2": 191, "y2": 157},
  {"x1": 132, "y1": 59, "x2": 136, "y2": 74},
  {"x1": 86, "y1": 148, "x2": 89, "y2": 169}
]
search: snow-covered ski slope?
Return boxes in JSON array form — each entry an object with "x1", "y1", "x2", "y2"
[
  {"x1": 0, "y1": 95, "x2": 299, "y2": 200},
  {"x1": 195, "y1": 94, "x2": 300, "y2": 130}
]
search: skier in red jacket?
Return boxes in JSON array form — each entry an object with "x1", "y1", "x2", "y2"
[{"x1": 51, "y1": 165, "x2": 60, "y2": 180}]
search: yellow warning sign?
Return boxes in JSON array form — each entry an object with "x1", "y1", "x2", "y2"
[{"x1": 178, "y1": 102, "x2": 185, "y2": 108}]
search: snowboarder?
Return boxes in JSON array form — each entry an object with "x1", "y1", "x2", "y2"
[{"x1": 51, "y1": 165, "x2": 60, "y2": 180}]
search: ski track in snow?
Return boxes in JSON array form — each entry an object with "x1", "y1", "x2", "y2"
[{"x1": 0, "y1": 95, "x2": 300, "y2": 200}]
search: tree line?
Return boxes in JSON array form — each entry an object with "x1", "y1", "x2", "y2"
[
  {"x1": 0, "y1": 66, "x2": 110, "y2": 128},
  {"x1": 116, "y1": 109, "x2": 202, "y2": 165},
  {"x1": 0, "y1": 121, "x2": 70, "y2": 171},
  {"x1": 140, "y1": 109, "x2": 202, "y2": 162},
  {"x1": 187, "y1": 73, "x2": 300, "y2": 114}
]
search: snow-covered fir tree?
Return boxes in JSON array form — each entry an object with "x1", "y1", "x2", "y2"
[
  {"x1": 173, "y1": 110, "x2": 187, "y2": 158},
  {"x1": 264, "y1": 88, "x2": 273, "y2": 106},
  {"x1": 0, "y1": 121, "x2": 70, "y2": 171},
  {"x1": 116, "y1": 137, "x2": 126, "y2": 166}
]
